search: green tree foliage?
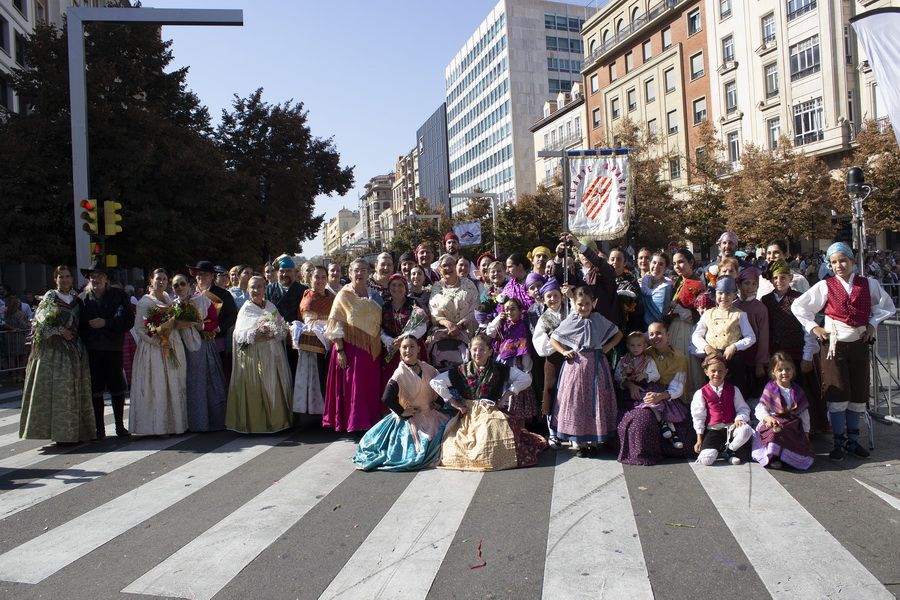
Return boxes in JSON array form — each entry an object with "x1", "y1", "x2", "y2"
[
  {"x1": 679, "y1": 122, "x2": 728, "y2": 261},
  {"x1": 495, "y1": 186, "x2": 563, "y2": 258},
  {"x1": 386, "y1": 198, "x2": 452, "y2": 256}
]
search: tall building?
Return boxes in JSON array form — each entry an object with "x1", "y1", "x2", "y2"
[
  {"x1": 581, "y1": 0, "x2": 711, "y2": 184},
  {"x1": 391, "y1": 147, "x2": 418, "y2": 225},
  {"x1": 530, "y1": 82, "x2": 588, "y2": 188},
  {"x1": 445, "y1": 0, "x2": 597, "y2": 214},
  {"x1": 361, "y1": 173, "x2": 395, "y2": 250},
  {"x1": 416, "y1": 103, "x2": 451, "y2": 215},
  {"x1": 322, "y1": 208, "x2": 360, "y2": 257},
  {"x1": 1, "y1": 0, "x2": 37, "y2": 114}
]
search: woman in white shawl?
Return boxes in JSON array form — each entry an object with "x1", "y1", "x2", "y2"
[{"x1": 226, "y1": 275, "x2": 293, "y2": 433}]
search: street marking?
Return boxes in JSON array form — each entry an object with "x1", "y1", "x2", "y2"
[
  {"x1": 0, "y1": 411, "x2": 22, "y2": 428},
  {"x1": 0, "y1": 434, "x2": 195, "y2": 520},
  {"x1": 320, "y1": 468, "x2": 483, "y2": 600},
  {"x1": 0, "y1": 406, "x2": 114, "y2": 449},
  {"x1": 542, "y1": 454, "x2": 653, "y2": 600},
  {"x1": 854, "y1": 478, "x2": 900, "y2": 512},
  {"x1": 123, "y1": 441, "x2": 357, "y2": 600},
  {"x1": 0, "y1": 434, "x2": 288, "y2": 584},
  {"x1": 692, "y1": 463, "x2": 894, "y2": 599}
]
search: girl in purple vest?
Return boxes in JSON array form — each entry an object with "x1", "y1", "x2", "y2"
[
  {"x1": 691, "y1": 353, "x2": 753, "y2": 465},
  {"x1": 792, "y1": 242, "x2": 895, "y2": 460},
  {"x1": 751, "y1": 352, "x2": 815, "y2": 470}
]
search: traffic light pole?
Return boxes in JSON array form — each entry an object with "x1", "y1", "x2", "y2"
[{"x1": 66, "y1": 7, "x2": 243, "y2": 283}]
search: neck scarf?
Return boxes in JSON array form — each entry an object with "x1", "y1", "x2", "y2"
[
  {"x1": 299, "y1": 288, "x2": 335, "y2": 320},
  {"x1": 758, "y1": 379, "x2": 808, "y2": 417},
  {"x1": 327, "y1": 284, "x2": 382, "y2": 356},
  {"x1": 551, "y1": 311, "x2": 618, "y2": 351},
  {"x1": 493, "y1": 317, "x2": 529, "y2": 360}
]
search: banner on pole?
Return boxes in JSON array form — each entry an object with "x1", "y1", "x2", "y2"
[
  {"x1": 454, "y1": 221, "x2": 482, "y2": 246},
  {"x1": 568, "y1": 155, "x2": 631, "y2": 240},
  {"x1": 852, "y1": 8, "x2": 900, "y2": 147}
]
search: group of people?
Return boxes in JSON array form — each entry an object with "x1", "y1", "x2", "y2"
[{"x1": 15, "y1": 228, "x2": 896, "y2": 474}]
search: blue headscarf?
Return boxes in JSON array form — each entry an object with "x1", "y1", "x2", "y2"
[
  {"x1": 826, "y1": 242, "x2": 854, "y2": 261},
  {"x1": 275, "y1": 256, "x2": 295, "y2": 269}
]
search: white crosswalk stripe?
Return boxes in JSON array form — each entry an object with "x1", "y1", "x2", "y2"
[{"x1": 0, "y1": 406, "x2": 115, "y2": 455}]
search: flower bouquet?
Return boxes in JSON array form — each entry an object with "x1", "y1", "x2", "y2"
[
  {"x1": 238, "y1": 311, "x2": 284, "y2": 351},
  {"x1": 384, "y1": 307, "x2": 427, "y2": 364},
  {"x1": 172, "y1": 298, "x2": 201, "y2": 328},
  {"x1": 145, "y1": 305, "x2": 179, "y2": 368}
]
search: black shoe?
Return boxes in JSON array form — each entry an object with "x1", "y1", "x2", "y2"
[
  {"x1": 844, "y1": 439, "x2": 870, "y2": 458},
  {"x1": 115, "y1": 426, "x2": 131, "y2": 438},
  {"x1": 829, "y1": 445, "x2": 845, "y2": 461},
  {"x1": 576, "y1": 447, "x2": 588, "y2": 458},
  {"x1": 95, "y1": 428, "x2": 106, "y2": 441}
]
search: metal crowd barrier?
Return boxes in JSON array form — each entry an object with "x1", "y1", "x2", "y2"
[
  {"x1": 871, "y1": 319, "x2": 900, "y2": 426},
  {"x1": 0, "y1": 328, "x2": 30, "y2": 383}
]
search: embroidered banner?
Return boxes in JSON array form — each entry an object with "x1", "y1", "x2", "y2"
[
  {"x1": 568, "y1": 155, "x2": 631, "y2": 240},
  {"x1": 453, "y1": 221, "x2": 482, "y2": 246}
]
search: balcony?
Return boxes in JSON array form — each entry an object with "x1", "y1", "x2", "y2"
[
  {"x1": 717, "y1": 60, "x2": 738, "y2": 75},
  {"x1": 546, "y1": 132, "x2": 584, "y2": 151},
  {"x1": 755, "y1": 35, "x2": 777, "y2": 57},
  {"x1": 794, "y1": 130, "x2": 824, "y2": 146},
  {"x1": 583, "y1": 0, "x2": 685, "y2": 72},
  {"x1": 787, "y1": 0, "x2": 816, "y2": 22}
]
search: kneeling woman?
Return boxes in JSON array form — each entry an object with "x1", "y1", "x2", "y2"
[
  {"x1": 430, "y1": 333, "x2": 547, "y2": 471},
  {"x1": 354, "y1": 336, "x2": 450, "y2": 471}
]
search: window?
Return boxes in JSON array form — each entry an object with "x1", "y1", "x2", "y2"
[
  {"x1": 590, "y1": 74, "x2": 599, "y2": 94},
  {"x1": 693, "y1": 97, "x2": 707, "y2": 124},
  {"x1": 574, "y1": 116, "x2": 581, "y2": 136},
  {"x1": 722, "y1": 35, "x2": 735, "y2": 64},
  {"x1": 648, "y1": 118, "x2": 658, "y2": 136},
  {"x1": 644, "y1": 78, "x2": 656, "y2": 103},
  {"x1": 35, "y1": 0, "x2": 47, "y2": 23},
  {"x1": 790, "y1": 35, "x2": 820, "y2": 81},
  {"x1": 549, "y1": 79, "x2": 573, "y2": 94},
  {"x1": 589, "y1": 39, "x2": 596, "y2": 55},
  {"x1": 0, "y1": 75, "x2": 9, "y2": 111},
  {"x1": 627, "y1": 88, "x2": 637, "y2": 112},
  {"x1": 14, "y1": 32, "x2": 25, "y2": 67},
  {"x1": 662, "y1": 27, "x2": 672, "y2": 49},
  {"x1": 764, "y1": 63, "x2": 779, "y2": 99},
  {"x1": 844, "y1": 25, "x2": 853, "y2": 65},
  {"x1": 687, "y1": 9, "x2": 702, "y2": 36},
  {"x1": 12, "y1": 0, "x2": 26, "y2": 19},
  {"x1": 0, "y1": 15, "x2": 8, "y2": 54},
  {"x1": 727, "y1": 131, "x2": 741, "y2": 163},
  {"x1": 543, "y1": 133, "x2": 550, "y2": 150},
  {"x1": 793, "y1": 97, "x2": 824, "y2": 145},
  {"x1": 592, "y1": 107, "x2": 601, "y2": 128},
  {"x1": 669, "y1": 158, "x2": 682, "y2": 179},
  {"x1": 720, "y1": 0, "x2": 732, "y2": 19},
  {"x1": 690, "y1": 52, "x2": 704, "y2": 79},
  {"x1": 643, "y1": 40, "x2": 652, "y2": 61},
  {"x1": 767, "y1": 117, "x2": 781, "y2": 150},
  {"x1": 609, "y1": 62, "x2": 617, "y2": 81},
  {"x1": 546, "y1": 36, "x2": 558, "y2": 51},
  {"x1": 664, "y1": 68, "x2": 676, "y2": 92},
  {"x1": 724, "y1": 81, "x2": 737, "y2": 114},
  {"x1": 667, "y1": 110, "x2": 678, "y2": 134},
  {"x1": 787, "y1": 0, "x2": 816, "y2": 21},
  {"x1": 761, "y1": 13, "x2": 776, "y2": 44},
  {"x1": 625, "y1": 51, "x2": 634, "y2": 72},
  {"x1": 551, "y1": 129, "x2": 558, "y2": 146},
  {"x1": 611, "y1": 98, "x2": 621, "y2": 120}
]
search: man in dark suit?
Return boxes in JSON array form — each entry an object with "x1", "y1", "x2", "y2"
[
  {"x1": 189, "y1": 261, "x2": 238, "y2": 377},
  {"x1": 266, "y1": 254, "x2": 308, "y2": 379}
]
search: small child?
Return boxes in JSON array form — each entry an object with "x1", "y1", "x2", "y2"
[
  {"x1": 691, "y1": 276, "x2": 756, "y2": 390},
  {"x1": 691, "y1": 353, "x2": 754, "y2": 465},
  {"x1": 485, "y1": 297, "x2": 536, "y2": 420},
  {"x1": 550, "y1": 286, "x2": 623, "y2": 457},
  {"x1": 751, "y1": 352, "x2": 815, "y2": 470},
  {"x1": 734, "y1": 267, "x2": 770, "y2": 399},
  {"x1": 525, "y1": 273, "x2": 546, "y2": 334},
  {"x1": 533, "y1": 279, "x2": 565, "y2": 448},
  {"x1": 615, "y1": 331, "x2": 687, "y2": 449}
]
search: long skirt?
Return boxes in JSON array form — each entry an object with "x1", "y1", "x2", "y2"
[
  {"x1": 225, "y1": 340, "x2": 292, "y2": 434},
  {"x1": 497, "y1": 355, "x2": 537, "y2": 421},
  {"x1": 129, "y1": 338, "x2": 188, "y2": 436},
  {"x1": 323, "y1": 340, "x2": 385, "y2": 432},
  {"x1": 668, "y1": 318, "x2": 704, "y2": 400},
  {"x1": 184, "y1": 338, "x2": 227, "y2": 432},
  {"x1": 19, "y1": 340, "x2": 95, "y2": 443},
  {"x1": 617, "y1": 403, "x2": 695, "y2": 466},
  {"x1": 439, "y1": 400, "x2": 547, "y2": 471},
  {"x1": 293, "y1": 350, "x2": 327, "y2": 415},
  {"x1": 751, "y1": 417, "x2": 815, "y2": 470},
  {"x1": 353, "y1": 409, "x2": 450, "y2": 471},
  {"x1": 553, "y1": 349, "x2": 617, "y2": 444}
]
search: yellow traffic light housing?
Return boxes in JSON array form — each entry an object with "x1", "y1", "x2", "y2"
[
  {"x1": 80, "y1": 199, "x2": 99, "y2": 236},
  {"x1": 105, "y1": 254, "x2": 118, "y2": 268},
  {"x1": 103, "y1": 201, "x2": 123, "y2": 236}
]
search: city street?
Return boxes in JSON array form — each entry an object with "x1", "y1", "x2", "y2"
[{"x1": 0, "y1": 393, "x2": 897, "y2": 600}]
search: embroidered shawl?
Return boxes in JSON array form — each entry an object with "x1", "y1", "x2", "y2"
[
  {"x1": 448, "y1": 360, "x2": 510, "y2": 402},
  {"x1": 326, "y1": 285, "x2": 382, "y2": 357},
  {"x1": 493, "y1": 317, "x2": 529, "y2": 361}
]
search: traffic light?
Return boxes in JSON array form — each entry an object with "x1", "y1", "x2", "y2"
[
  {"x1": 103, "y1": 201, "x2": 123, "y2": 236},
  {"x1": 105, "y1": 255, "x2": 118, "y2": 268},
  {"x1": 80, "y1": 199, "x2": 99, "y2": 236},
  {"x1": 90, "y1": 241, "x2": 102, "y2": 262}
]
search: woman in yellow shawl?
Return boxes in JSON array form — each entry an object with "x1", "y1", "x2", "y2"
[{"x1": 324, "y1": 258, "x2": 385, "y2": 432}]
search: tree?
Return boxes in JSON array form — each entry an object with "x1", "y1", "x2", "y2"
[
  {"x1": 495, "y1": 186, "x2": 564, "y2": 257},
  {"x1": 725, "y1": 137, "x2": 834, "y2": 248},
  {"x1": 385, "y1": 198, "x2": 451, "y2": 256},
  {"x1": 830, "y1": 119, "x2": 900, "y2": 235},
  {"x1": 678, "y1": 122, "x2": 729, "y2": 261},
  {"x1": 610, "y1": 117, "x2": 679, "y2": 250},
  {"x1": 215, "y1": 89, "x2": 354, "y2": 262}
]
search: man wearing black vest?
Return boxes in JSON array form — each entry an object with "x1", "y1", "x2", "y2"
[{"x1": 266, "y1": 255, "x2": 308, "y2": 379}]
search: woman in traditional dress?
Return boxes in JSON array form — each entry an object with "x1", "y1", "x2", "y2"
[
  {"x1": 431, "y1": 333, "x2": 547, "y2": 470},
  {"x1": 291, "y1": 265, "x2": 335, "y2": 424},
  {"x1": 428, "y1": 254, "x2": 479, "y2": 371},
  {"x1": 639, "y1": 251, "x2": 672, "y2": 327},
  {"x1": 324, "y1": 259, "x2": 385, "y2": 432},
  {"x1": 226, "y1": 275, "x2": 293, "y2": 433},
  {"x1": 354, "y1": 336, "x2": 450, "y2": 471},
  {"x1": 130, "y1": 268, "x2": 188, "y2": 436},
  {"x1": 380, "y1": 274, "x2": 428, "y2": 388},
  {"x1": 666, "y1": 248, "x2": 706, "y2": 399},
  {"x1": 618, "y1": 321, "x2": 696, "y2": 465},
  {"x1": 502, "y1": 253, "x2": 535, "y2": 311},
  {"x1": 368, "y1": 252, "x2": 394, "y2": 306},
  {"x1": 172, "y1": 273, "x2": 226, "y2": 432},
  {"x1": 19, "y1": 266, "x2": 95, "y2": 444}
]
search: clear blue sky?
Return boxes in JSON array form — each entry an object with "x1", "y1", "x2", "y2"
[{"x1": 146, "y1": 0, "x2": 522, "y2": 258}]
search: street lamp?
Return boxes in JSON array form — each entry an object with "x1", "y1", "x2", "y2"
[{"x1": 845, "y1": 166, "x2": 874, "y2": 275}]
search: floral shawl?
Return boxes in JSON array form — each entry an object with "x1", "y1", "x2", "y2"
[{"x1": 448, "y1": 360, "x2": 509, "y2": 402}]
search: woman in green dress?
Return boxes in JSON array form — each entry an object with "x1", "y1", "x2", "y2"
[{"x1": 19, "y1": 266, "x2": 95, "y2": 444}]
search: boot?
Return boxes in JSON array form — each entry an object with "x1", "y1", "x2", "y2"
[{"x1": 111, "y1": 394, "x2": 130, "y2": 437}]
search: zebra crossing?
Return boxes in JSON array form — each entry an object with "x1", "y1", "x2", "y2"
[{"x1": 0, "y1": 408, "x2": 897, "y2": 600}]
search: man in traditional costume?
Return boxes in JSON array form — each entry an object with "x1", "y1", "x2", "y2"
[{"x1": 265, "y1": 255, "x2": 308, "y2": 379}]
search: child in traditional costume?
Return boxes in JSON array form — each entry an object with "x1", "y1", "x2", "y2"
[
  {"x1": 751, "y1": 352, "x2": 815, "y2": 470},
  {"x1": 550, "y1": 286, "x2": 623, "y2": 457},
  {"x1": 734, "y1": 267, "x2": 770, "y2": 399},
  {"x1": 691, "y1": 353, "x2": 754, "y2": 465},
  {"x1": 792, "y1": 242, "x2": 895, "y2": 460},
  {"x1": 691, "y1": 276, "x2": 756, "y2": 390},
  {"x1": 532, "y1": 279, "x2": 565, "y2": 448},
  {"x1": 485, "y1": 297, "x2": 537, "y2": 420}
]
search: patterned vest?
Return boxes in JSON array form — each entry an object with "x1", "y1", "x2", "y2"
[
  {"x1": 824, "y1": 276, "x2": 871, "y2": 327},
  {"x1": 703, "y1": 306, "x2": 741, "y2": 350},
  {"x1": 701, "y1": 382, "x2": 736, "y2": 427},
  {"x1": 761, "y1": 291, "x2": 805, "y2": 361}
]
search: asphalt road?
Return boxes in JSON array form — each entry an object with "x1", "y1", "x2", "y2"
[{"x1": 0, "y1": 398, "x2": 897, "y2": 600}]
